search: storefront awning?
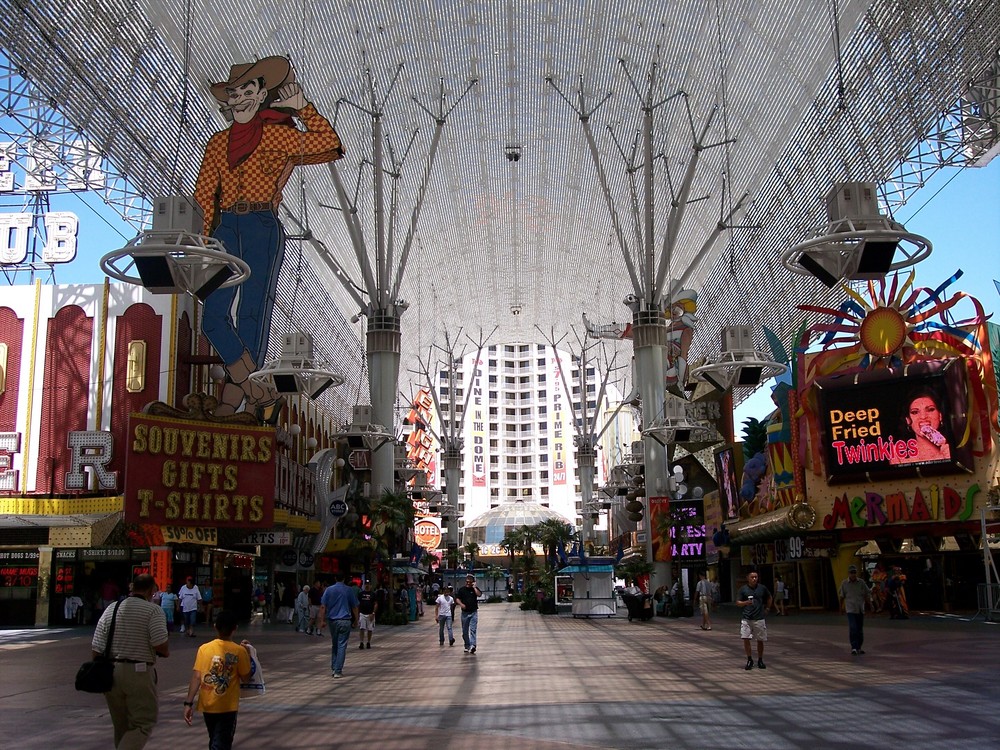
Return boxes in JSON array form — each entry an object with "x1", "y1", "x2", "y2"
[
  {"x1": 391, "y1": 565, "x2": 425, "y2": 575},
  {"x1": 0, "y1": 512, "x2": 120, "y2": 528},
  {"x1": 559, "y1": 564, "x2": 614, "y2": 574}
]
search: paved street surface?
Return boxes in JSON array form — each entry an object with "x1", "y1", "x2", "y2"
[{"x1": 2, "y1": 603, "x2": 998, "y2": 749}]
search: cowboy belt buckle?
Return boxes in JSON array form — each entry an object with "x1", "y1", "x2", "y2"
[{"x1": 233, "y1": 200, "x2": 250, "y2": 214}]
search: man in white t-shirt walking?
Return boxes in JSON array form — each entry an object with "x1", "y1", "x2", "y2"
[
  {"x1": 177, "y1": 577, "x2": 202, "y2": 638},
  {"x1": 436, "y1": 585, "x2": 456, "y2": 646}
]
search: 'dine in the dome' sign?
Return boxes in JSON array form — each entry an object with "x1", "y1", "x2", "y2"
[{"x1": 124, "y1": 413, "x2": 275, "y2": 528}]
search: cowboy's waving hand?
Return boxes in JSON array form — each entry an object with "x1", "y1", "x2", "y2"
[{"x1": 273, "y1": 81, "x2": 306, "y2": 111}]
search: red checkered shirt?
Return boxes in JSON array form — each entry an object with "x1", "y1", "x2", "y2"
[{"x1": 194, "y1": 103, "x2": 344, "y2": 234}]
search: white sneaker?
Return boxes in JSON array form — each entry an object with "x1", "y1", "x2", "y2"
[{"x1": 179, "y1": 625, "x2": 185, "y2": 633}]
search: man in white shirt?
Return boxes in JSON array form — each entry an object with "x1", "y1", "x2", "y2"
[
  {"x1": 177, "y1": 577, "x2": 202, "y2": 638},
  {"x1": 435, "y1": 585, "x2": 456, "y2": 646}
]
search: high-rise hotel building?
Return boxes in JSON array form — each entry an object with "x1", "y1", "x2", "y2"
[{"x1": 435, "y1": 343, "x2": 636, "y2": 554}]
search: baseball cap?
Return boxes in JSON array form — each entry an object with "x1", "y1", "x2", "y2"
[
  {"x1": 848, "y1": 565, "x2": 858, "y2": 573},
  {"x1": 186, "y1": 576, "x2": 194, "y2": 582}
]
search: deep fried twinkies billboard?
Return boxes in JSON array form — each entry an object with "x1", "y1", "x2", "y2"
[
  {"x1": 124, "y1": 414, "x2": 275, "y2": 527},
  {"x1": 815, "y1": 359, "x2": 973, "y2": 484}
]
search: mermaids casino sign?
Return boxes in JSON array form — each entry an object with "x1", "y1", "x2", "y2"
[
  {"x1": 124, "y1": 414, "x2": 275, "y2": 528},
  {"x1": 815, "y1": 359, "x2": 974, "y2": 484}
]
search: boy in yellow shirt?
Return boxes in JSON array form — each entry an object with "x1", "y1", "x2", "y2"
[{"x1": 183, "y1": 610, "x2": 253, "y2": 750}]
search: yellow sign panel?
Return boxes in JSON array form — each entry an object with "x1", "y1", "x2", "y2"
[{"x1": 161, "y1": 526, "x2": 218, "y2": 546}]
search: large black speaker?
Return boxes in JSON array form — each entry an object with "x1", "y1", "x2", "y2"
[
  {"x1": 273, "y1": 374, "x2": 299, "y2": 394},
  {"x1": 309, "y1": 377, "x2": 336, "y2": 399},
  {"x1": 134, "y1": 255, "x2": 175, "y2": 292},
  {"x1": 855, "y1": 239, "x2": 897, "y2": 275},
  {"x1": 701, "y1": 371, "x2": 730, "y2": 392},
  {"x1": 798, "y1": 252, "x2": 840, "y2": 288},
  {"x1": 737, "y1": 366, "x2": 763, "y2": 386},
  {"x1": 193, "y1": 266, "x2": 235, "y2": 301}
]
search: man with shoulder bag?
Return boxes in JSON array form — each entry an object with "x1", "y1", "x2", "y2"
[{"x1": 89, "y1": 573, "x2": 170, "y2": 748}]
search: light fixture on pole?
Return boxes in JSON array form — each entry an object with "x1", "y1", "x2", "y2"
[
  {"x1": 691, "y1": 326, "x2": 787, "y2": 393},
  {"x1": 335, "y1": 404, "x2": 394, "y2": 453},
  {"x1": 248, "y1": 331, "x2": 344, "y2": 400},
  {"x1": 100, "y1": 196, "x2": 250, "y2": 301},
  {"x1": 642, "y1": 394, "x2": 723, "y2": 447},
  {"x1": 782, "y1": 182, "x2": 931, "y2": 288}
]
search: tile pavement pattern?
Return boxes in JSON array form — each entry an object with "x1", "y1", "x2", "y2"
[{"x1": 2, "y1": 604, "x2": 999, "y2": 749}]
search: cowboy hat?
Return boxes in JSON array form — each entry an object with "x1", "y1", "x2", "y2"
[{"x1": 210, "y1": 56, "x2": 294, "y2": 102}]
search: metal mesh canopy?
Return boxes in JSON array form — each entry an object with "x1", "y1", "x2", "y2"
[{"x1": 2, "y1": 0, "x2": 998, "y2": 419}]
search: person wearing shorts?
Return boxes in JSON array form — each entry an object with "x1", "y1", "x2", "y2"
[
  {"x1": 357, "y1": 580, "x2": 378, "y2": 649},
  {"x1": 178, "y1": 577, "x2": 202, "y2": 638},
  {"x1": 736, "y1": 570, "x2": 773, "y2": 670}
]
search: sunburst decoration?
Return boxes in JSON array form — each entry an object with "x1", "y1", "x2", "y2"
[{"x1": 797, "y1": 269, "x2": 997, "y2": 456}]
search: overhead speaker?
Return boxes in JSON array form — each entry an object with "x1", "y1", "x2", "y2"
[
  {"x1": 272, "y1": 374, "x2": 299, "y2": 394},
  {"x1": 309, "y1": 378, "x2": 336, "y2": 399},
  {"x1": 854, "y1": 240, "x2": 897, "y2": 278},
  {"x1": 194, "y1": 265, "x2": 235, "y2": 301},
  {"x1": 737, "y1": 366, "x2": 763, "y2": 386},
  {"x1": 702, "y1": 371, "x2": 730, "y2": 392},
  {"x1": 798, "y1": 252, "x2": 841, "y2": 288},
  {"x1": 134, "y1": 255, "x2": 176, "y2": 293}
]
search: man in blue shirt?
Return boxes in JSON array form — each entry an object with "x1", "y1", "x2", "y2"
[{"x1": 318, "y1": 572, "x2": 359, "y2": 678}]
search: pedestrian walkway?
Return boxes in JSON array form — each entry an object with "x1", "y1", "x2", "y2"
[{"x1": 2, "y1": 604, "x2": 998, "y2": 749}]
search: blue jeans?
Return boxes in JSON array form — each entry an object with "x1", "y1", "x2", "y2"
[
  {"x1": 329, "y1": 618, "x2": 352, "y2": 674},
  {"x1": 204, "y1": 711, "x2": 238, "y2": 750},
  {"x1": 461, "y1": 610, "x2": 478, "y2": 649},
  {"x1": 847, "y1": 612, "x2": 865, "y2": 651},
  {"x1": 202, "y1": 210, "x2": 285, "y2": 367},
  {"x1": 438, "y1": 615, "x2": 453, "y2": 644}
]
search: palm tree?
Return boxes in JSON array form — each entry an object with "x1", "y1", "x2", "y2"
[
  {"x1": 536, "y1": 518, "x2": 575, "y2": 570},
  {"x1": 513, "y1": 524, "x2": 539, "y2": 591},
  {"x1": 444, "y1": 546, "x2": 461, "y2": 570},
  {"x1": 463, "y1": 541, "x2": 480, "y2": 571},
  {"x1": 368, "y1": 488, "x2": 415, "y2": 562}
]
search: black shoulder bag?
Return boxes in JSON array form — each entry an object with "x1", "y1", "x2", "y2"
[{"x1": 75, "y1": 599, "x2": 123, "y2": 693}]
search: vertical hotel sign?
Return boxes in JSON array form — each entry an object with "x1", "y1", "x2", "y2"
[
  {"x1": 551, "y1": 354, "x2": 566, "y2": 485},
  {"x1": 124, "y1": 413, "x2": 275, "y2": 528},
  {"x1": 471, "y1": 359, "x2": 486, "y2": 487}
]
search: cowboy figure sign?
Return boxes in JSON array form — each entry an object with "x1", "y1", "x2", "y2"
[{"x1": 195, "y1": 56, "x2": 344, "y2": 419}]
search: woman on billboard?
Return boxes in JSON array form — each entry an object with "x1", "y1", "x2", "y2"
[{"x1": 891, "y1": 387, "x2": 952, "y2": 465}]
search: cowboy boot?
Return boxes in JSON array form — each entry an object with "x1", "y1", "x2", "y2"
[
  {"x1": 214, "y1": 382, "x2": 246, "y2": 416},
  {"x1": 226, "y1": 350, "x2": 276, "y2": 406}
]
